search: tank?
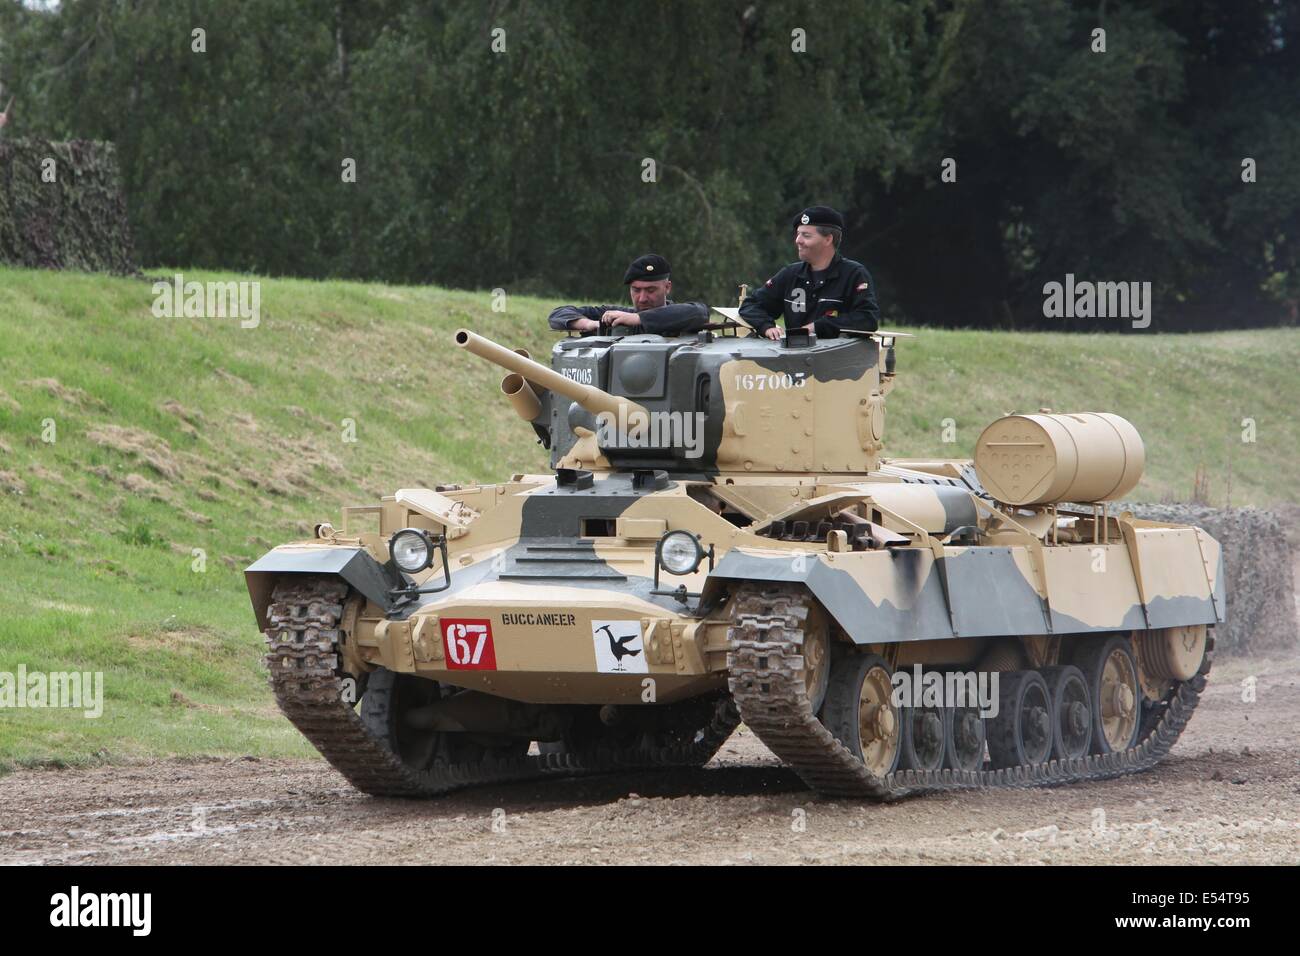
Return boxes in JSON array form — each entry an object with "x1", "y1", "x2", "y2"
[{"x1": 246, "y1": 319, "x2": 1223, "y2": 799}]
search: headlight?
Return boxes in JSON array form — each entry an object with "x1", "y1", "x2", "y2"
[
  {"x1": 658, "y1": 530, "x2": 704, "y2": 575},
  {"x1": 390, "y1": 528, "x2": 434, "y2": 573}
]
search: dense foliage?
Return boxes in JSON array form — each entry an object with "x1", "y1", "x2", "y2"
[
  {"x1": 2, "y1": 0, "x2": 1296, "y2": 329},
  {"x1": 0, "y1": 137, "x2": 136, "y2": 272}
]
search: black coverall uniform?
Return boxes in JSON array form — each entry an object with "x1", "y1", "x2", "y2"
[
  {"x1": 547, "y1": 301, "x2": 709, "y2": 336},
  {"x1": 738, "y1": 254, "x2": 880, "y2": 337}
]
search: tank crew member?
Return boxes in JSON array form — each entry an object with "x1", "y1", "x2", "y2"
[
  {"x1": 739, "y1": 206, "x2": 880, "y2": 340},
  {"x1": 547, "y1": 254, "x2": 709, "y2": 336}
]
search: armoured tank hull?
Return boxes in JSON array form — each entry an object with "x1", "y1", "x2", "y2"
[{"x1": 248, "y1": 326, "x2": 1222, "y2": 798}]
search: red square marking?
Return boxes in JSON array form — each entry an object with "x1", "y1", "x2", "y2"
[{"x1": 441, "y1": 618, "x2": 497, "y2": 670}]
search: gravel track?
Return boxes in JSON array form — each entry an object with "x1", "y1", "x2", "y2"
[{"x1": 1, "y1": 652, "x2": 1296, "y2": 866}]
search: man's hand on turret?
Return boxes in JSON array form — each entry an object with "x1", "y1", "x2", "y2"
[
  {"x1": 763, "y1": 327, "x2": 782, "y2": 341},
  {"x1": 568, "y1": 317, "x2": 601, "y2": 333},
  {"x1": 603, "y1": 310, "x2": 641, "y2": 327}
]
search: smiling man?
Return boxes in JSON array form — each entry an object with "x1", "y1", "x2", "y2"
[
  {"x1": 547, "y1": 254, "x2": 709, "y2": 336},
  {"x1": 739, "y1": 206, "x2": 880, "y2": 340}
]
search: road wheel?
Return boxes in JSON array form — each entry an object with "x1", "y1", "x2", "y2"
[
  {"x1": 899, "y1": 703, "x2": 946, "y2": 772},
  {"x1": 1074, "y1": 635, "x2": 1142, "y2": 754},
  {"x1": 360, "y1": 667, "x2": 446, "y2": 770},
  {"x1": 821, "y1": 649, "x2": 901, "y2": 778},
  {"x1": 1041, "y1": 664, "x2": 1092, "y2": 760},
  {"x1": 361, "y1": 669, "x2": 525, "y2": 769},
  {"x1": 944, "y1": 704, "x2": 987, "y2": 772},
  {"x1": 987, "y1": 670, "x2": 1052, "y2": 769}
]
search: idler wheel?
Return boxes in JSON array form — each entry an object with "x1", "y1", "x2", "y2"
[{"x1": 801, "y1": 607, "x2": 831, "y2": 715}]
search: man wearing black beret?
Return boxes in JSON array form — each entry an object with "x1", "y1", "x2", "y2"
[
  {"x1": 547, "y1": 254, "x2": 709, "y2": 336},
  {"x1": 739, "y1": 206, "x2": 880, "y2": 340}
]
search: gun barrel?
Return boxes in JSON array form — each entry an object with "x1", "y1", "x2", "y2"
[{"x1": 455, "y1": 329, "x2": 646, "y2": 421}]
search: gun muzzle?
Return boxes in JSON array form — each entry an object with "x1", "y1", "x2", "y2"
[{"x1": 501, "y1": 373, "x2": 541, "y2": 421}]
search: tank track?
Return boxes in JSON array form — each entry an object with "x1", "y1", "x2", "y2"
[
  {"x1": 264, "y1": 576, "x2": 738, "y2": 797},
  {"x1": 726, "y1": 584, "x2": 1211, "y2": 800}
]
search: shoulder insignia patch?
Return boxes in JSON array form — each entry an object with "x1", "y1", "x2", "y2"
[{"x1": 856, "y1": 282, "x2": 869, "y2": 291}]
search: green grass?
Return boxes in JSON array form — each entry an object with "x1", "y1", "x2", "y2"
[{"x1": 0, "y1": 265, "x2": 1296, "y2": 770}]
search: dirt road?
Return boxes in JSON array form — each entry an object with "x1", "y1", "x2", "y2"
[{"x1": 1, "y1": 653, "x2": 1296, "y2": 865}]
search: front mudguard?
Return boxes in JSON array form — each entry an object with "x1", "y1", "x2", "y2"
[{"x1": 245, "y1": 544, "x2": 399, "y2": 630}]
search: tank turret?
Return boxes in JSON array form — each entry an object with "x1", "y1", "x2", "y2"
[{"x1": 458, "y1": 326, "x2": 892, "y2": 475}]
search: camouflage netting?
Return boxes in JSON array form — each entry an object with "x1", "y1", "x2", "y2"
[
  {"x1": 1119, "y1": 503, "x2": 1299, "y2": 656},
  {"x1": 0, "y1": 137, "x2": 137, "y2": 273}
]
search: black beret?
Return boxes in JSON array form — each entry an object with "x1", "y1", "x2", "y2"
[
  {"x1": 623, "y1": 254, "x2": 671, "y2": 284},
  {"x1": 794, "y1": 205, "x2": 844, "y2": 231}
]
